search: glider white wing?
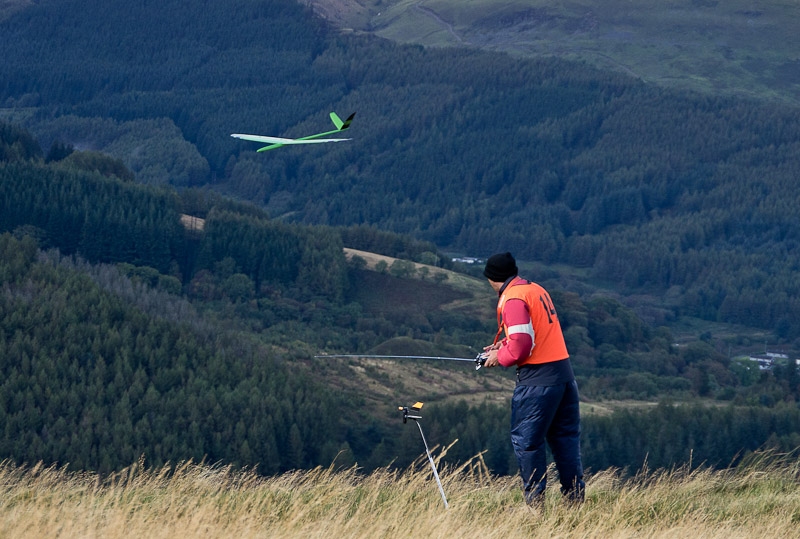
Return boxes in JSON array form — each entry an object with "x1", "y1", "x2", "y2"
[{"x1": 231, "y1": 134, "x2": 350, "y2": 144}]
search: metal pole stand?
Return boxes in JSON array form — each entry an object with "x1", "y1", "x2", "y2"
[{"x1": 399, "y1": 402, "x2": 449, "y2": 509}]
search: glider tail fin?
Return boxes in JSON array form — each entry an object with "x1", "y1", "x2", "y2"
[
  {"x1": 330, "y1": 112, "x2": 356, "y2": 131},
  {"x1": 341, "y1": 112, "x2": 355, "y2": 130}
]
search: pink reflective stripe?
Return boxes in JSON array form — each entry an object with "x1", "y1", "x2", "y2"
[
  {"x1": 507, "y1": 322, "x2": 535, "y2": 341},
  {"x1": 507, "y1": 321, "x2": 533, "y2": 336}
]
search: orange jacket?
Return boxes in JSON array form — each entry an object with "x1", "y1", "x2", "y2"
[{"x1": 496, "y1": 278, "x2": 569, "y2": 366}]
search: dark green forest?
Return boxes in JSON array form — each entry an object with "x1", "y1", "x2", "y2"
[
  {"x1": 4, "y1": 229, "x2": 799, "y2": 476},
  {"x1": 0, "y1": 233, "x2": 354, "y2": 474},
  {"x1": 2, "y1": 122, "x2": 800, "y2": 476},
  {"x1": 1, "y1": 0, "x2": 799, "y2": 341}
]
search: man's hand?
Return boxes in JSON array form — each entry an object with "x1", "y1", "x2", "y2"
[{"x1": 482, "y1": 348, "x2": 501, "y2": 368}]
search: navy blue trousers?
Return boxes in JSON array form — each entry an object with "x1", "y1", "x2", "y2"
[{"x1": 510, "y1": 380, "x2": 585, "y2": 504}]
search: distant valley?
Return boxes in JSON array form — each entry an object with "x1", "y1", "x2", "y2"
[{"x1": 308, "y1": 0, "x2": 800, "y2": 106}]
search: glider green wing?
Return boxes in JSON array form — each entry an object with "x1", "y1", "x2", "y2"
[{"x1": 231, "y1": 112, "x2": 356, "y2": 152}]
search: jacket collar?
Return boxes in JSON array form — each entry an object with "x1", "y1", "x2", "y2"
[{"x1": 498, "y1": 275, "x2": 521, "y2": 296}]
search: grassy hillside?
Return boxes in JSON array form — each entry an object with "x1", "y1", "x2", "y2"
[
  {"x1": 344, "y1": 247, "x2": 493, "y2": 317},
  {"x1": 315, "y1": 0, "x2": 800, "y2": 105},
  {"x1": 1, "y1": 452, "x2": 797, "y2": 538},
  {"x1": 327, "y1": 249, "x2": 513, "y2": 407}
]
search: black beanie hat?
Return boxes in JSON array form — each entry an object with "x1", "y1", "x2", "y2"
[{"x1": 483, "y1": 252, "x2": 518, "y2": 282}]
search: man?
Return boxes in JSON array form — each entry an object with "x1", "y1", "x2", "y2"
[{"x1": 482, "y1": 252, "x2": 585, "y2": 506}]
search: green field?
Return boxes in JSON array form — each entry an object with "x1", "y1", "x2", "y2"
[{"x1": 313, "y1": 0, "x2": 800, "y2": 105}]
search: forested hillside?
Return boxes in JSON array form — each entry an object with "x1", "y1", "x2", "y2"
[
  {"x1": 2, "y1": 122, "x2": 800, "y2": 475},
  {"x1": 2, "y1": 230, "x2": 800, "y2": 475},
  {"x1": 1, "y1": 0, "x2": 799, "y2": 342}
]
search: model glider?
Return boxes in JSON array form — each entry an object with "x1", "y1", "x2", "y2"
[{"x1": 231, "y1": 112, "x2": 355, "y2": 152}]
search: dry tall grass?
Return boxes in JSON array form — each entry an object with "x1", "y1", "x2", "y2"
[{"x1": 1, "y1": 451, "x2": 798, "y2": 538}]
